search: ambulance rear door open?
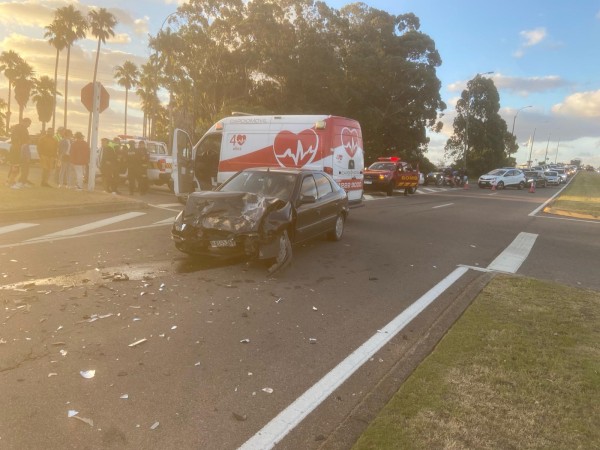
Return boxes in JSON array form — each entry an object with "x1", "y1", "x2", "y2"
[{"x1": 172, "y1": 128, "x2": 195, "y2": 197}]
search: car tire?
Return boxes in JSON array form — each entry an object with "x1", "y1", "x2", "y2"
[
  {"x1": 518, "y1": 181, "x2": 525, "y2": 190},
  {"x1": 328, "y1": 213, "x2": 345, "y2": 241},
  {"x1": 408, "y1": 186, "x2": 417, "y2": 194},
  {"x1": 268, "y1": 229, "x2": 293, "y2": 274},
  {"x1": 497, "y1": 181, "x2": 505, "y2": 190},
  {"x1": 436, "y1": 178, "x2": 443, "y2": 187}
]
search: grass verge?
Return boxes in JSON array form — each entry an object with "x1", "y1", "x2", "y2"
[
  {"x1": 544, "y1": 171, "x2": 600, "y2": 218},
  {"x1": 353, "y1": 275, "x2": 600, "y2": 449}
]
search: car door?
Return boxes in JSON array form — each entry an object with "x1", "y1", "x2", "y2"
[
  {"x1": 294, "y1": 174, "x2": 322, "y2": 242},
  {"x1": 172, "y1": 128, "x2": 195, "y2": 196},
  {"x1": 313, "y1": 173, "x2": 339, "y2": 232}
]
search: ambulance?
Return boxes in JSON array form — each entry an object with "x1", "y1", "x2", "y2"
[{"x1": 171, "y1": 114, "x2": 364, "y2": 204}]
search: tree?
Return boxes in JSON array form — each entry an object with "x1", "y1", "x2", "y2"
[
  {"x1": 87, "y1": 8, "x2": 117, "y2": 141},
  {"x1": 0, "y1": 50, "x2": 27, "y2": 134},
  {"x1": 0, "y1": 98, "x2": 7, "y2": 134},
  {"x1": 13, "y1": 61, "x2": 35, "y2": 123},
  {"x1": 137, "y1": 61, "x2": 160, "y2": 139},
  {"x1": 113, "y1": 60, "x2": 139, "y2": 135},
  {"x1": 55, "y1": 5, "x2": 88, "y2": 130},
  {"x1": 444, "y1": 75, "x2": 515, "y2": 176},
  {"x1": 44, "y1": 20, "x2": 68, "y2": 132},
  {"x1": 32, "y1": 75, "x2": 60, "y2": 131}
]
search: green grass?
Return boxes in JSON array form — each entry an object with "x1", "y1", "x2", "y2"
[
  {"x1": 546, "y1": 171, "x2": 600, "y2": 218},
  {"x1": 353, "y1": 275, "x2": 600, "y2": 449}
]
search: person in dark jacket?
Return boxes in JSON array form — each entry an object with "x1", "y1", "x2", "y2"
[
  {"x1": 136, "y1": 140, "x2": 149, "y2": 194},
  {"x1": 125, "y1": 140, "x2": 141, "y2": 194},
  {"x1": 6, "y1": 117, "x2": 31, "y2": 189},
  {"x1": 70, "y1": 132, "x2": 90, "y2": 190},
  {"x1": 100, "y1": 137, "x2": 119, "y2": 194}
]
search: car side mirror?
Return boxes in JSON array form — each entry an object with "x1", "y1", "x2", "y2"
[{"x1": 299, "y1": 194, "x2": 317, "y2": 204}]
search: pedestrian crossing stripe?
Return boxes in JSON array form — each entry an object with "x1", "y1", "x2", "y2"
[{"x1": 0, "y1": 223, "x2": 39, "y2": 235}]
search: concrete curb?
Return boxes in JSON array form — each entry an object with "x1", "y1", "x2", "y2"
[{"x1": 0, "y1": 199, "x2": 148, "y2": 223}]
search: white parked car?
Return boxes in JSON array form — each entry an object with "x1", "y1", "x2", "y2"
[{"x1": 478, "y1": 168, "x2": 526, "y2": 190}]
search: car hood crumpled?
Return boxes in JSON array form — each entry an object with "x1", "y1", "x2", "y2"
[{"x1": 183, "y1": 191, "x2": 287, "y2": 234}]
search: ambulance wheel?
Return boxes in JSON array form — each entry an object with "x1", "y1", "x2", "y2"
[
  {"x1": 386, "y1": 183, "x2": 394, "y2": 196},
  {"x1": 328, "y1": 213, "x2": 345, "y2": 241}
]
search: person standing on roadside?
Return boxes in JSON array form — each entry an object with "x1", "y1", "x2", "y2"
[
  {"x1": 125, "y1": 140, "x2": 140, "y2": 194},
  {"x1": 38, "y1": 128, "x2": 58, "y2": 187},
  {"x1": 70, "y1": 132, "x2": 90, "y2": 190},
  {"x1": 57, "y1": 129, "x2": 72, "y2": 187},
  {"x1": 6, "y1": 117, "x2": 31, "y2": 189},
  {"x1": 136, "y1": 140, "x2": 149, "y2": 194},
  {"x1": 100, "y1": 137, "x2": 119, "y2": 194}
]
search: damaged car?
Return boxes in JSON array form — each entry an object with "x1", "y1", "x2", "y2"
[{"x1": 171, "y1": 167, "x2": 349, "y2": 272}]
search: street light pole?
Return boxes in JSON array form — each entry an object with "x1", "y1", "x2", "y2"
[
  {"x1": 544, "y1": 134, "x2": 551, "y2": 164},
  {"x1": 527, "y1": 128, "x2": 536, "y2": 168},
  {"x1": 511, "y1": 105, "x2": 532, "y2": 137},
  {"x1": 464, "y1": 71, "x2": 494, "y2": 173}
]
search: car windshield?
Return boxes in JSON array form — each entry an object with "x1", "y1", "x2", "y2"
[
  {"x1": 219, "y1": 171, "x2": 297, "y2": 201},
  {"x1": 487, "y1": 169, "x2": 506, "y2": 176},
  {"x1": 369, "y1": 162, "x2": 395, "y2": 171},
  {"x1": 546, "y1": 171, "x2": 557, "y2": 176}
]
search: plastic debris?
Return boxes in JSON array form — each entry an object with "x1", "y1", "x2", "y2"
[
  {"x1": 60, "y1": 349, "x2": 67, "y2": 357},
  {"x1": 194, "y1": 362, "x2": 201, "y2": 366},
  {"x1": 73, "y1": 416, "x2": 94, "y2": 427},
  {"x1": 120, "y1": 394, "x2": 129, "y2": 399},
  {"x1": 48, "y1": 373, "x2": 58, "y2": 377},
  {"x1": 232, "y1": 412, "x2": 247, "y2": 421},
  {"x1": 171, "y1": 325, "x2": 177, "y2": 330},
  {"x1": 112, "y1": 273, "x2": 129, "y2": 281},
  {"x1": 309, "y1": 338, "x2": 317, "y2": 344},
  {"x1": 80, "y1": 370, "x2": 95, "y2": 379},
  {"x1": 68, "y1": 410, "x2": 79, "y2": 417},
  {"x1": 240, "y1": 339, "x2": 250, "y2": 344},
  {"x1": 128, "y1": 338, "x2": 147, "y2": 347},
  {"x1": 150, "y1": 421, "x2": 160, "y2": 430},
  {"x1": 312, "y1": 306, "x2": 318, "y2": 311},
  {"x1": 262, "y1": 388, "x2": 273, "y2": 394}
]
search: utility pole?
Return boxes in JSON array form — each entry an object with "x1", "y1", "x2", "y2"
[{"x1": 527, "y1": 128, "x2": 536, "y2": 168}]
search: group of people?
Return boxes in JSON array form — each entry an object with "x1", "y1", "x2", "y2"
[{"x1": 5, "y1": 117, "x2": 151, "y2": 195}]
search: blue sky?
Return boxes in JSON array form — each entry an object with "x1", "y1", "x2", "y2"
[{"x1": 1, "y1": 0, "x2": 599, "y2": 167}]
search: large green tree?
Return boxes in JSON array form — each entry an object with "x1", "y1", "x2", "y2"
[
  {"x1": 113, "y1": 60, "x2": 139, "y2": 135},
  {"x1": 44, "y1": 20, "x2": 68, "y2": 132},
  {"x1": 445, "y1": 75, "x2": 515, "y2": 176},
  {"x1": 87, "y1": 7, "x2": 117, "y2": 141},
  {"x1": 13, "y1": 62, "x2": 35, "y2": 123},
  {"x1": 32, "y1": 75, "x2": 59, "y2": 131},
  {"x1": 0, "y1": 50, "x2": 28, "y2": 134},
  {"x1": 54, "y1": 4, "x2": 88, "y2": 130}
]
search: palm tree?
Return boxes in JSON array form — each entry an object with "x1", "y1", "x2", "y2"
[
  {"x1": 55, "y1": 5, "x2": 88, "y2": 129},
  {"x1": 0, "y1": 50, "x2": 27, "y2": 134},
  {"x1": 137, "y1": 61, "x2": 160, "y2": 138},
  {"x1": 87, "y1": 7, "x2": 117, "y2": 141},
  {"x1": 114, "y1": 60, "x2": 139, "y2": 135},
  {"x1": 13, "y1": 60, "x2": 35, "y2": 122},
  {"x1": 0, "y1": 98, "x2": 7, "y2": 135},
  {"x1": 44, "y1": 20, "x2": 68, "y2": 132},
  {"x1": 32, "y1": 76, "x2": 60, "y2": 132}
]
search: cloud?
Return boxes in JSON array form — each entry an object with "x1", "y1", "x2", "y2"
[
  {"x1": 447, "y1": 74, "x2": 568, "y2": 97},
  {"x1": 552, "y1": 90, "x2": 600, "y2": 118},
  {"x1": 514, "y1": 27, "x2": 547, "y2": 58}
]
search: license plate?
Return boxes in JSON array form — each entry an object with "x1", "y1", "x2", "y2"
[
  {"x1": 210, "y1": 239, "x2": 236, "y2": 248},
  {"x1": 364, "y1": 180, "x2": 372, "y2": 184}
]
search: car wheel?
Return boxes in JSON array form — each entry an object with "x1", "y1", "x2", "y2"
[
  {"x1": 268, "y1": 229, "x2": 292, "y2": 274},
  {"x1": 408, "y1": 186, "x2": 417, "y2": 194},
  {"x1": 518, "y1": 181, "x2": 525, "y2": 190},
  {"x1": 328, "y1": 213, "x2": 345, "y2": 241},
  {"x1": 497, "y1": 181, "x2": 505, "y2": 190},
  {"x1": 386, "y1": 182, "x2": 394, "y2": 196},
  {"x1": 436, "y1": 177, "x2": 443, "y2": 186}
]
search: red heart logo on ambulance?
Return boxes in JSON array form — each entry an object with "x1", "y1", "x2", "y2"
[
  {"x1": 273, "y1": 129, "x2": 319, "y2": 167},
  {"x1": 236, "y1": 134, "x2": 246, "y2": 145},
  {"x1": 341, "y1": 127, "x2": 360, "y2": 158}
]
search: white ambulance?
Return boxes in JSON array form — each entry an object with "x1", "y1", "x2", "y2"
[{"x1": 172, "y1": 114, "x2": 364, "y2": 204}]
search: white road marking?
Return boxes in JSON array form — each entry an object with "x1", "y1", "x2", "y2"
[
  {"x1": 25, "y1": 212, "x2": 146, "y2": 241},
  {"x1": 153, "y1": 216, "x2": 177, "y2": 225},
  {"x1": 239, "y1": 266, "x2": 470, "y2": 450},
  {"x1": 0, "y1": 223, "x2": 38, "y2": 235},
  {"x1": 432, "y1": 203, "x2": 454, "y2": 209},
  {"x1": 486, "y1": 232, "x2": 538, "y2": 273}
]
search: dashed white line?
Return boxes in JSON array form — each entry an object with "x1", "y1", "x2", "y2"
[
  {"x1": 0, "y1": 223, "x2": 38, "y2": 235},
  {"x1": 432, "y1": 203, "x2": 454, "y2": 209}
]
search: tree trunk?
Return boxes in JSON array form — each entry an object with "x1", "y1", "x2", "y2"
[
  {"x1": 64, "y1": 45, "x2": 71, "y2": 129},
  {"x1": 51, "y1": 47, "x2": 60, "y2": 132},
  {"x1": 6, "y1": 81, "x2": 12, "y2": 134},
  {"x1": 124, "y1": 88, "x2": 128, "y2": 135}
]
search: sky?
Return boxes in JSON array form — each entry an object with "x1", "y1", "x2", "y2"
[{"x1": 1, "y1": 0, "x2": 599, "y2": 168}]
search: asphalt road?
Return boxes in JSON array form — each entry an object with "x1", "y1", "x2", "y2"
[{"x1": 1, "y1": 181, "x2": 598, "y2": 449}]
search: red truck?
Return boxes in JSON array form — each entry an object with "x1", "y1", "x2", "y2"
[{"x1": 363, "y1": 156, "x2": 419, "y2": 196}]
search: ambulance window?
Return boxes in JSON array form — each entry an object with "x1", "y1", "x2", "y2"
[
  {"x1": 301, "y1": 175, "x2": 318, "y2": 198},
  {"x1": 314, "y1": 173, "x2": 333, "y2": 198}
]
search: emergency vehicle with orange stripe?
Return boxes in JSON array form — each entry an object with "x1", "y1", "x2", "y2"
[
  {"x1": 172, "y1": 114, "x2": 365, "y2": 204},
  {"x1": 363, "y1": 156, "x2": 419, "y2": 196}
]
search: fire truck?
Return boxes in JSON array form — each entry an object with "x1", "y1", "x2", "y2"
[{"x1": 363, "y1": 156, "x2": 419, "y2": 196}]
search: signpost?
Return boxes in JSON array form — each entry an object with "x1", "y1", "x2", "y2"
[{"x1": 81, "y1": 82, "x2": 109, "y2": 190}]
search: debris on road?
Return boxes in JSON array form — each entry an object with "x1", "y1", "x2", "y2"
[
  {"x1": 150, "y1": 421, "x2": 160, "y2": 430},
  {"x1": 128, "y1": 338, "x2": 147, "y2": 347},
  {"x1": 232, "y1": 412, "x2": 247, "y2": 421},
  {"x1": 262, "y1": 387, "x2": 273, "y2": 394},
  {"x1": 240, "y1": 339, "x2": 250, "y2": 344},
  {"x1": 80, "y1": 370, "x2": 95, "y2": 379},
  {"x1": 120, "y1": 394, "x2": 129, "y2": 399}
]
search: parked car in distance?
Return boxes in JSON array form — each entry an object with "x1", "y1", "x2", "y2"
[
  {"x1": 0, "y1": 136, "x2": 38, "y2": 164},
  {"x1": 554, "y1": 168, "x2": 568, "y2": 183},
  {"x1": 171, "y1": 167, "x2": 349, "y2": 273},
  {"x1": 523, "y1": 171, "x2": 547, "y2": 188},
  {"x1": 478, "y1": 168, "x2": 526, "y2": 190},
  {"x1": 544, "y1": 171, "x2": 560, "y2": 186},
  {"x1": 424, "y1": 171, "x2": 444, "y2": 186}
]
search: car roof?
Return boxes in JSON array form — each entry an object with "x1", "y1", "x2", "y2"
[{"x1": 243, "y1": 167, "x2": 324, "y2": 175}]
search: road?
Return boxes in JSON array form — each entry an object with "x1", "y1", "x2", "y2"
[{"x1": 1, "y1": 181, "x2": 598, "y2": 449}]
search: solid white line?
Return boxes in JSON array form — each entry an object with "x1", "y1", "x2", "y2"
[
  {"x1": 486, "y1": 232, "x2": 537, "y2": 273},
  {"x1": 153, "y1": 216, "x2": 177, "y2": 225},
  {"x1": 239, "y1": 266, "x2": 470, "y2": 450},
  {"x1": 25, "y1": 212, "x2": 146, "y2": 241},
  {"x1": 0, "y1": 223, "x2": 38, "y2": 235},
  {"x1": 528, "y1": 179, "x2": 571, "y2": 216},
  {"x1": 432, "y1": 203, "x2": 454, "y2": 209}
]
